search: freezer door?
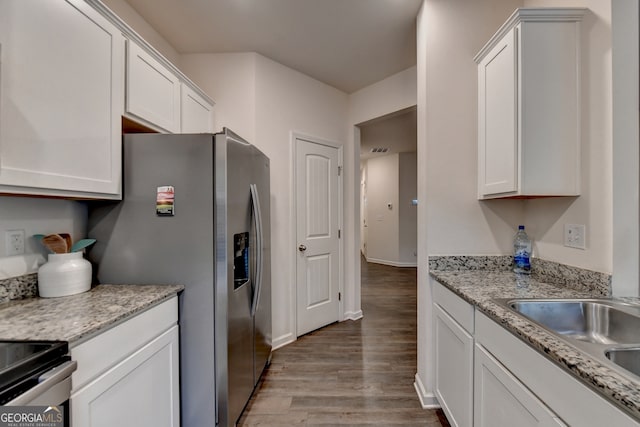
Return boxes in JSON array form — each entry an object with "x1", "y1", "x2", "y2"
[
  {"x1": 251, "y1": 150, "x2": 272, "y2": 384},
  {"x1": 216, "y1": 130, "x2": 271, "y2": 427}
]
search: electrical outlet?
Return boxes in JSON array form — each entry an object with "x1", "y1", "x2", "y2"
[
  {"x1": 5, "y1": 230, "x2": 25, "y2": 256},
  {"x1": 564, "y1": 224, "x2": 586, "y2": 249}
]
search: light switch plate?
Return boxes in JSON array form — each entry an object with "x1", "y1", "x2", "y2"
[{"x1": 564, "y1": 224, "x2": 585, "y2": 249}]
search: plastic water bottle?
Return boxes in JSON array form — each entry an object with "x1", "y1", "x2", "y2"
[{"x1": 513, "y1": 225, "x2": 531, "y2": 274}]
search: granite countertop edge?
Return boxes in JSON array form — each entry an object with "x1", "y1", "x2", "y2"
[
  {"x1": 430, "y1": 269, "x2": 640, "y2": 420},
  {"x1": 0, "y1": 284, "x2": 184, "y2": 345}
]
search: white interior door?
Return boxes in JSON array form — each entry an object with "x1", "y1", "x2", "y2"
[{"x1": 296, "y1": 137, "x2": 340, "y2": 336}]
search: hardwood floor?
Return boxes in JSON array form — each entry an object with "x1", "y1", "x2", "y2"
[{"x1": 238, "y1": 260, "x2": 450, "y2": 426}]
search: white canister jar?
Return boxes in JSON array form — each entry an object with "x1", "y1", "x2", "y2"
[{"x1": 38, "y1": 252, "x2": 92, "y2": 298}]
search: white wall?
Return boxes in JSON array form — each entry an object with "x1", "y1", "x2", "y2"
[
  {"x1": 611, "y1": 0, "x2": 639, "y2": 295},
  {"x1": 254, "y1": 53, "x2": 349, "y2": 347},
  {"x1": 418, "y1": 0, "x2": 613, "y2": 266},
  {"x1": 181, "y1": 53, "x2": 257, "y2": 141},
  {"x1": 523, "y1": 0, "x2": 613, "y2": 275},
  {"x1": 424, "y1": 1, "x2": 523, "y2": 259},
  {"x1": 360, "y1": 164, "x2": 368, "y2": 255},
  {"x1": 399, "y1": 152, "x2": 418, "y2": 264},
  {"x1": 415, "y1": 0, "x2": 524, "y2": 407},
  {"x1": 364, "y1": 153, "x2": 417, "y2": 267},
  {"x1": 0, "y1": 197, "x2": 87, "y2": 279},
  {"x1": 102, "y1": 0, "x2": 182, "y2": 66},
  {"x1": 359, "y1": 107, "x2": 417, "y2": 266},
  {"x1": 350, "y1": 67, "x2": 418, "y2": 126},
  {"x1": 347, "y1": 66, "x2": 417, "y2": 320},
  {"x1": 182, "y1": 52, "x2": 349, "y2": 348},
  {"x1": 366, "y1": 155, "x2": 400, "y2": 263},
  {"x1": 415, "y1": 1, "x2": 429, "y2": 406},
  {"x1": 416, "y1": 0, "x2": 619, "y2": 406}
]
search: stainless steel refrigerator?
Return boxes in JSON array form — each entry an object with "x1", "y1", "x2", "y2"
[{"x1": 87, "y1": 128, "x2": 272, "y2": 427}]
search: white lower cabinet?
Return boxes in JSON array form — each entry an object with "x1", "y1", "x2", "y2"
[
  {"x1": 475, "y1": 311, "x2": 638, "y2": 427},
  {"x1": 474, "y1": 344, "x2": 565, "y2": 427},
  {"x1": 434, "y1": 304, "x2": 473, "y2": 427},
  {"x1": 433, "y1": 280, "x2": 474, "y2": 427},
  {"x1": 70, "y1": 297, "x2": 179, "y2": 427},
  {"x1": 432, "y1": 280, "x2": 638, "y2": 427}
]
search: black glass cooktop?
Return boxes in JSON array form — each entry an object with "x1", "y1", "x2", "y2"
[{"x1": 0, "y1": 341, "x2": 69, "y2": 404}]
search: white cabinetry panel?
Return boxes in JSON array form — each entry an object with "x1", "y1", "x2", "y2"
[
  {"x1": 433, "y1": 279, "x2": 638, "y2": 427},
  {"x1": 478, "y1": 28, "x2": 517, "y2": 196},
  {"x1": 475, "y1": 311, "x2": 638, "y2": 426},
  {"x1": 475, "y1": 9, "x2": 584, "y2": 199},
  {"x1": 433, "y1": 279, "x2": 474, "y2": 427},
  {"x1": 434, "y1": 303, "x2": 473, "y2": 427},
  {"x1": 181, "y1": 83, "x2": 214, "y2": 133},
  {"x1": 126, "y1": 41, "x2": 180, "y2": 133},
  {"x1": 71, "y1": 326, "x2": 179, "y2": 427},
  {"x1": 474, "y1": 344, "x2": 564, "y2": 427},
  {"x1": 0, "y1": 0, "x2": 124, "y2": 198},
  {"x1": 71, "y1": 297, "x2": 179, "y2": 427}
]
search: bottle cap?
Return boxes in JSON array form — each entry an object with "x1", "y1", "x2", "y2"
[{"x1": 518, "y1": 225, "x2": 525, "y2": 230}]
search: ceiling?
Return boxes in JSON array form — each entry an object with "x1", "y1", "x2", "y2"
[
  {"x1": 121, "y1": 0, "x2": 423, "y2": 93},
  {"x1": 360, "y1": 107, "x2": 417, "y2": 160}
]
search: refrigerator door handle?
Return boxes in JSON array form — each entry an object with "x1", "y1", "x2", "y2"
[{"x1": 250, "y1": 183, "x2": 263, "y2": 317}]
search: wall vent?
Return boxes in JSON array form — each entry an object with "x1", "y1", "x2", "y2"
[{"x1": 369, "y1": 147, "x2": 389, "y2": 153}]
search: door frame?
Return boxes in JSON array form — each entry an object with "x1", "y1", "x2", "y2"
[{"x1": 290, "y1": 131, "x2": 344, "y2": 339}]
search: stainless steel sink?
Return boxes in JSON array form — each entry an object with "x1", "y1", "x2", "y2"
[
  {"x1": 508, "y1": 299, "x2": 640, "y2": 345},
  {"x1": 606, "y1": 347, "x2": 640, "y2": 378},
  {"x1": 494, "y1": 298, "x2": 640, "y2": 381}
]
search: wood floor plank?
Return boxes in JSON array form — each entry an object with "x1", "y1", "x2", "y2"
[{"x1": 237, "y1": 261, "x2": 450, "y2": 426}]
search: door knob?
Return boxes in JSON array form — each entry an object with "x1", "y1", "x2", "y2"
[{"x1": 298, "y1": 244, "x2": 307, "y2": 252}]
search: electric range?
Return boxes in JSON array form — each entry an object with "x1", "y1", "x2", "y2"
[{"x1": 0, "y1": 339, "x2": 76, "y2": 427}]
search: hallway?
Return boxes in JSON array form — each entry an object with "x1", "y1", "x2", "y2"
[{"x1": 238, "y1": 261, "x2": 448, "y2": 426}]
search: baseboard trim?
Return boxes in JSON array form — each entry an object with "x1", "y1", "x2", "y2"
[
  {"x1": 414, "y1": 373, "x2": 440, "y2": 409},
  {"x1": 344, "y1": 310, "x2": 363, "y2": 321},
  {"x1": 272, "y1": 332, "x2": 296, "y2": 350},
  {"x1": 365, "y1": 257, "x2": 417, "y2": 268}
]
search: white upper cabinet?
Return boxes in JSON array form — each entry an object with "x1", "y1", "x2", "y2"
[
  {"x1": 0, "y1": 0, "x2": 216, "y2": 199},
  {"x1": 181, "y1": 84, "x2": 215, "y2": 133},
  {"x1": 124, "y1": 41, "x2": 215, "y2": 135},
  {"x1": 0, "y1": 0, "x2": 124, "y2": 198},
  {"x1": 475, "y1": 8, "x2": 585, "y2": 199},
  {"x1": 126, "y1": 40, "x2": 181, "y2": 133}
]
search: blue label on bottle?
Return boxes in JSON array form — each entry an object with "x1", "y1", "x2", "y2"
[{"x1": 514, "y1": 254, "x2": 530, "y2": 268}]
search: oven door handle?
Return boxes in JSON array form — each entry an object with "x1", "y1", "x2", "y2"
[{"x1": 6, "y1": 360, "x2": 77, "y2": 406}]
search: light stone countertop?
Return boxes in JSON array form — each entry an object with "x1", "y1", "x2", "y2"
[
  {"x1": 0, "y1": 284, "x2": 184, "y2": 345},
  {"x1": 430, "y1": 269, "x2": 640, "y2": 421}
]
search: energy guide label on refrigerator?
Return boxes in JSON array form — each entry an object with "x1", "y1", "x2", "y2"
[{"x1": 156, "y1": 186, "x2": 175, "y2": 216}]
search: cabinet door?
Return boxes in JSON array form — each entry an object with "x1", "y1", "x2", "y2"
[
  {"x1": 126, "y1": 41, "x2": 180, "y2": 133},
  {"x1": 181, "y1": 84, "x2": 214, "y2": 133},
  {"x1": 0, "y1": 0, "x2": 124, "y2": 198},
  {"x1": 474, "y1": 344, "x2": 565, "y2": 427},
  {"x1": 478, "y1": 27, "x2": 518, "y2": 197},
  {"x1": 434, "y1": 303, "x2": 473, "y2": 427},
  {"x1": 71, "y1": 326, "x2": 180, "y2": 427}
]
